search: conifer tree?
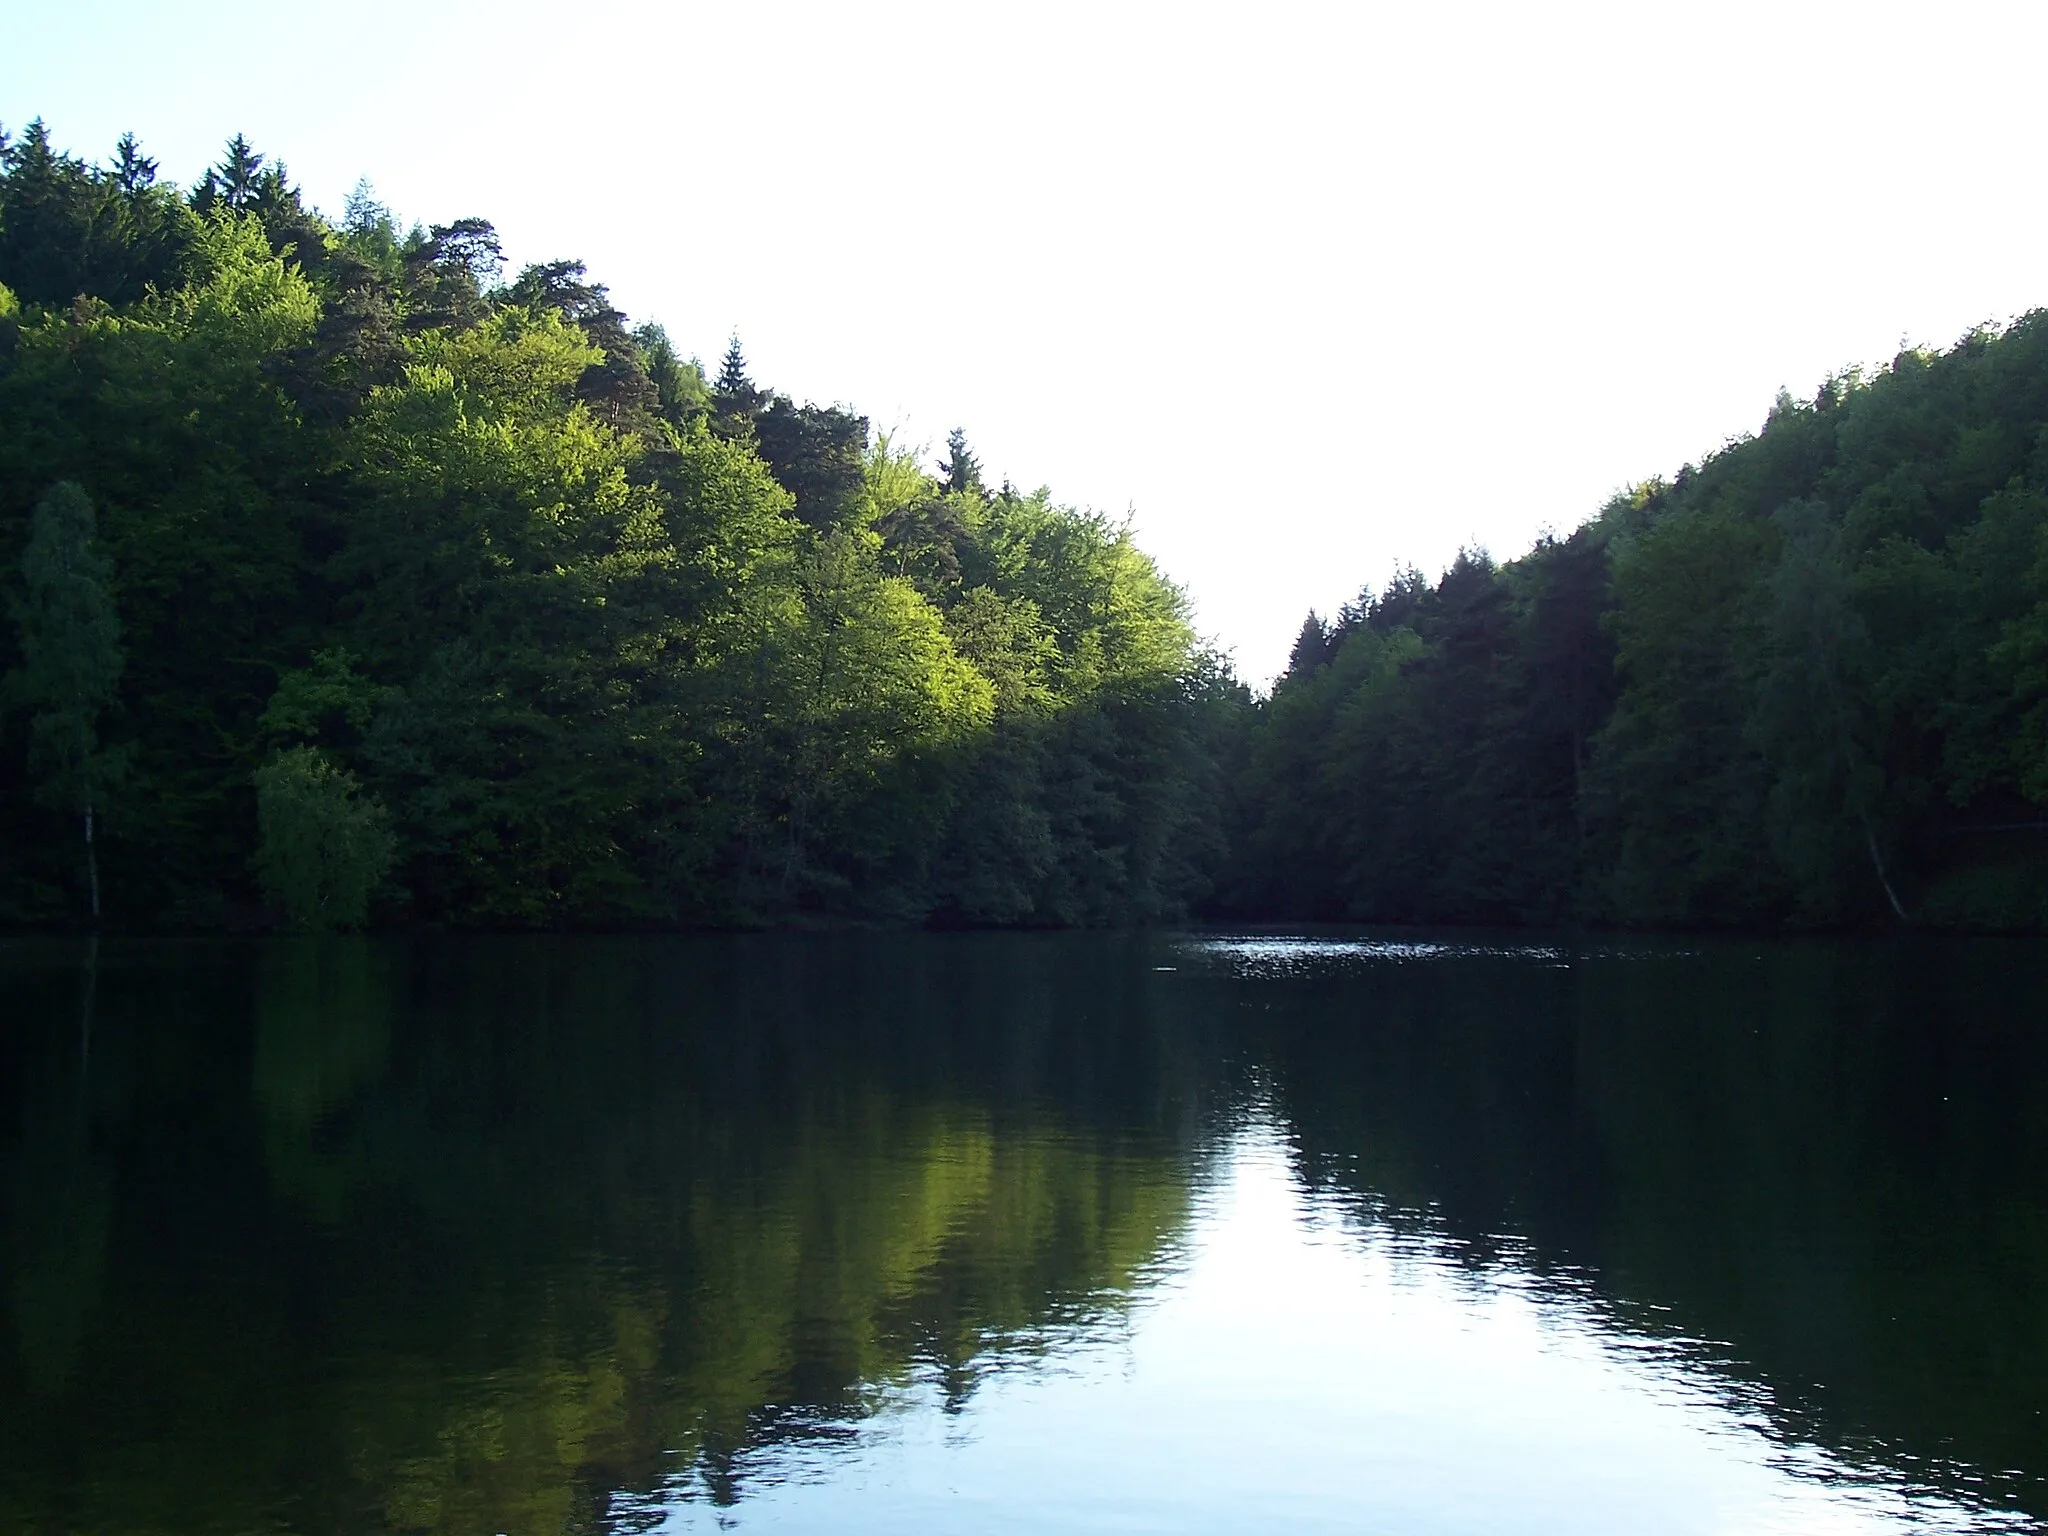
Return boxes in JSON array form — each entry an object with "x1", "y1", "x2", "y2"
[
  {"x1": 940, "y1": 428, "x2": 983, "y2": 495},
  {"x1": 341, "y1": 178, "x2": 390, "y2": 239},
  {"x1": 712, "y1": 332, "x2": 766, "y2": 431},
  {"x1": 716, "y1": 333, "x2": 751, "y2": 397},
  {"x1": 213, "y1": 134, "x2": 263, "y2": 209},
  {"x1": 110, "y1": 132, "x2": 155, "y2": 196},
  {"x1": 1285, "y1": 613, "x2": 1331, "y2": 679},
  {"x1": 0, "y1": 119, "x2": 94, "y2": 304}
]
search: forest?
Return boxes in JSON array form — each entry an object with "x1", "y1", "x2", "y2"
[{"x1": 3, "y1": 120, "x2": 2047, "y2": 933}]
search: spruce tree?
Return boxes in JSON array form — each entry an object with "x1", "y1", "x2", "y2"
[
  {"x1": 1286, "y1": 612, "x2": 1331, "y2": 678},
  {"x1": 940, "y1": 428, "x2": 983, "y2": 495},
  {"x1": 0, "y1": 119, "x2": 95, "y2": 305},
  {"x1": 213, "y1": 134, "x2": 263, "y2": 210},
  {"x1": 110, "y1": 132, "x2": 156, "y2": 196},
  {"x1": 716, "y1": 333, "x2": 751, "y2": 397},
  {"x1": 712, "y1": 332, "x2": 765, "y2": 430}
]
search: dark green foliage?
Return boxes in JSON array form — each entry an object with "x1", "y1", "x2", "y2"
[
  {"x1": 1285, "y1": 612, "x2": 1333, "y2": 678},
  {"x1": 941, "y1": 427, "x2": 983, "y2": 495},
  {"x1": 12, "y1": 115, "x2": 2048, "y2": 934},
  {"x1": 711, "y1": 332, "x2": 766, "y2": 429},
  {"x1": 754, "y1": 397, "x2": 868, "y2": 526},
  {"x1": 1222, "y1": 317, "x2": 2048, "y2": 932},
  {"x1": 6, "y1": 482, "x2": 125, "y2": 922},
  {"x1": 0, "y1": 122, "x2": 1234, "y2": 932},
  {"x1": 0, "y1": 120, "x2": 196, "y2": 307}
]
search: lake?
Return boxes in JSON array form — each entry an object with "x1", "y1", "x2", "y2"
[{"x1": 3, "y1": 932, "x2": 2046, "y2": 1533}]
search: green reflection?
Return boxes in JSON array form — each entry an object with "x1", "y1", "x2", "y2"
[
  {"x1": 0, "y1": 935, "x2": 1201, "y2": 1533},
  {"x1": 5, "y1": 935, "x2": 2048, "y2": 1531},
  {"x1": 1261, "y1": 937, "x2": 2048, "y2": 1520},
  {"x1": 6, "y1": 941, "x2": 111, "y2": 1393},
  {"x1": 254, "y1": 937, "x2": 393, "y2": 1217}
]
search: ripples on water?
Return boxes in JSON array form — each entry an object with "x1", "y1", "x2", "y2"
[
  {"x1": 1, "y1": 932, "x2": 2043, "y2": 1533},
  {"x1": 1187, "y1": 933, "x2": 1574, "y2": 973}
]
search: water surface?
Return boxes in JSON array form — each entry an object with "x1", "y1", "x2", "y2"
[{"x1": 3, "y1": 932, "x2": 2045, "y2": 1533}]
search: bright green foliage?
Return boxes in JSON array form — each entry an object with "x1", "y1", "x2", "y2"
[
  {"x1": 0, "y1": 122, "x2": 1233, "y2": 930},
  {"x1": 252, "y1": 747, "x2": 396, "y2": 930},
  {"x1": 259, "y1": 649, "x2": 396, "y2": 743},
  {"x1": 634, "y1": 322, "x2": 710, "y2": 422},
  {"x1": 37, "y1": 117, "x2": 2048, "y2": 933}
]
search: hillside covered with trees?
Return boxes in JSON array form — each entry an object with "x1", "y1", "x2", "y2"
[
  {"x1": 5, "y1": 120, "x2": 2048, "y2": 933},
  {"x1": 1225, "y1": 317, "x2": 2048, "y2": 931},
  {"x1": 0, "y1": 122, "x2": 1237, "y2": 930}
]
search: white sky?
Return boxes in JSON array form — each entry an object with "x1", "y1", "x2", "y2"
[{"x1": 6, "y1": 0, "x2": 2045, "y2": 682}]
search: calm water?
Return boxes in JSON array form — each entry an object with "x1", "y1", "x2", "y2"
[{"x1": 4, "y1": 932, "x2": 2047, "y2": 1534}]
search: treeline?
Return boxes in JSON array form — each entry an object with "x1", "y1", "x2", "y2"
[
  {"x1": 0, "y1": 122, "x2": 1238, "y2": 930},
  {"x1": 1223, "y1": 315, "x2": 2048, "y2": 930},
  {"x1": 5, "y1": 120, "x2": 2048, "y2": 934}
]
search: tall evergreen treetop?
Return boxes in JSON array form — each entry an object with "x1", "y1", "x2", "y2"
[
  {"x1": 110, "y1": 132, "x2": 156, "y2": 195},
  {"x1": 342, "y1": 178, "x2": 392, "y2": 239},
  {"x1": 0, "y1": 119, "x2": 92, "y2": 304},
  {"x1": 213, "y1": 133, "x2": 263, "y2": 210},
  {"x1": 941, "y1": 428, "x2": 983, "y2": 495},
  {"x1": 712, "y1": 332, "x2": 768, "y2": 429},
  {"x1": 1285, "y1": 612, "x2": 1332, "y2": 679},
  {"x1": 716, "y1": 333, "x2": 751, "y2": 396}
]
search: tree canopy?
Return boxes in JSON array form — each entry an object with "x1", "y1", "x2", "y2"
[
  {"x1": 5, "y1": 117, "x2": 2048, "y2": 933},
  {"x1": 1220, "y1": 324, "x2": 2048, "y2": 932},
  {"x1": 0, "y1": 121, "x2": 1234, "y2": 930}
]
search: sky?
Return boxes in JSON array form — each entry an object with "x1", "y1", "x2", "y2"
[{"x1": 6, "y1": 0, "x2": 2046, "y2": 682}]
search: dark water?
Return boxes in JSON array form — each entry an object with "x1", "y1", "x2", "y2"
[{"x1": 4, "y1": 932, "x2": 2048, "y2": 1534}]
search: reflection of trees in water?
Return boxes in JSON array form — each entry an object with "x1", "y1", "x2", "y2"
[
  {"x1": 253, "y1": 937, "x2": 393, "y2": 1218},
  {"x1": 1258, "y1": 939, "x2": 2048, "y2": 1522},
  {"x1": 0, "y1": 935, "x2": 1208, "y2": 1534},
  {"x1": 12, "y1": 934, "x2": 2045, "y2": 1532},
  {"x1": 5, "y1": 939, "x2": 113, "y2": 1394}
]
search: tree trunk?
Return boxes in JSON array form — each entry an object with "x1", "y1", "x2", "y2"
[
  {"x1": 1571, "y1": 729, "x2": 1587, "y2": 847},
  {"x1": 1860, "y1": 814, "x2": 1908, "y2": 923},
  {"x1": 84, "y1": 801, "x2": 101, "y2": 928}
]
